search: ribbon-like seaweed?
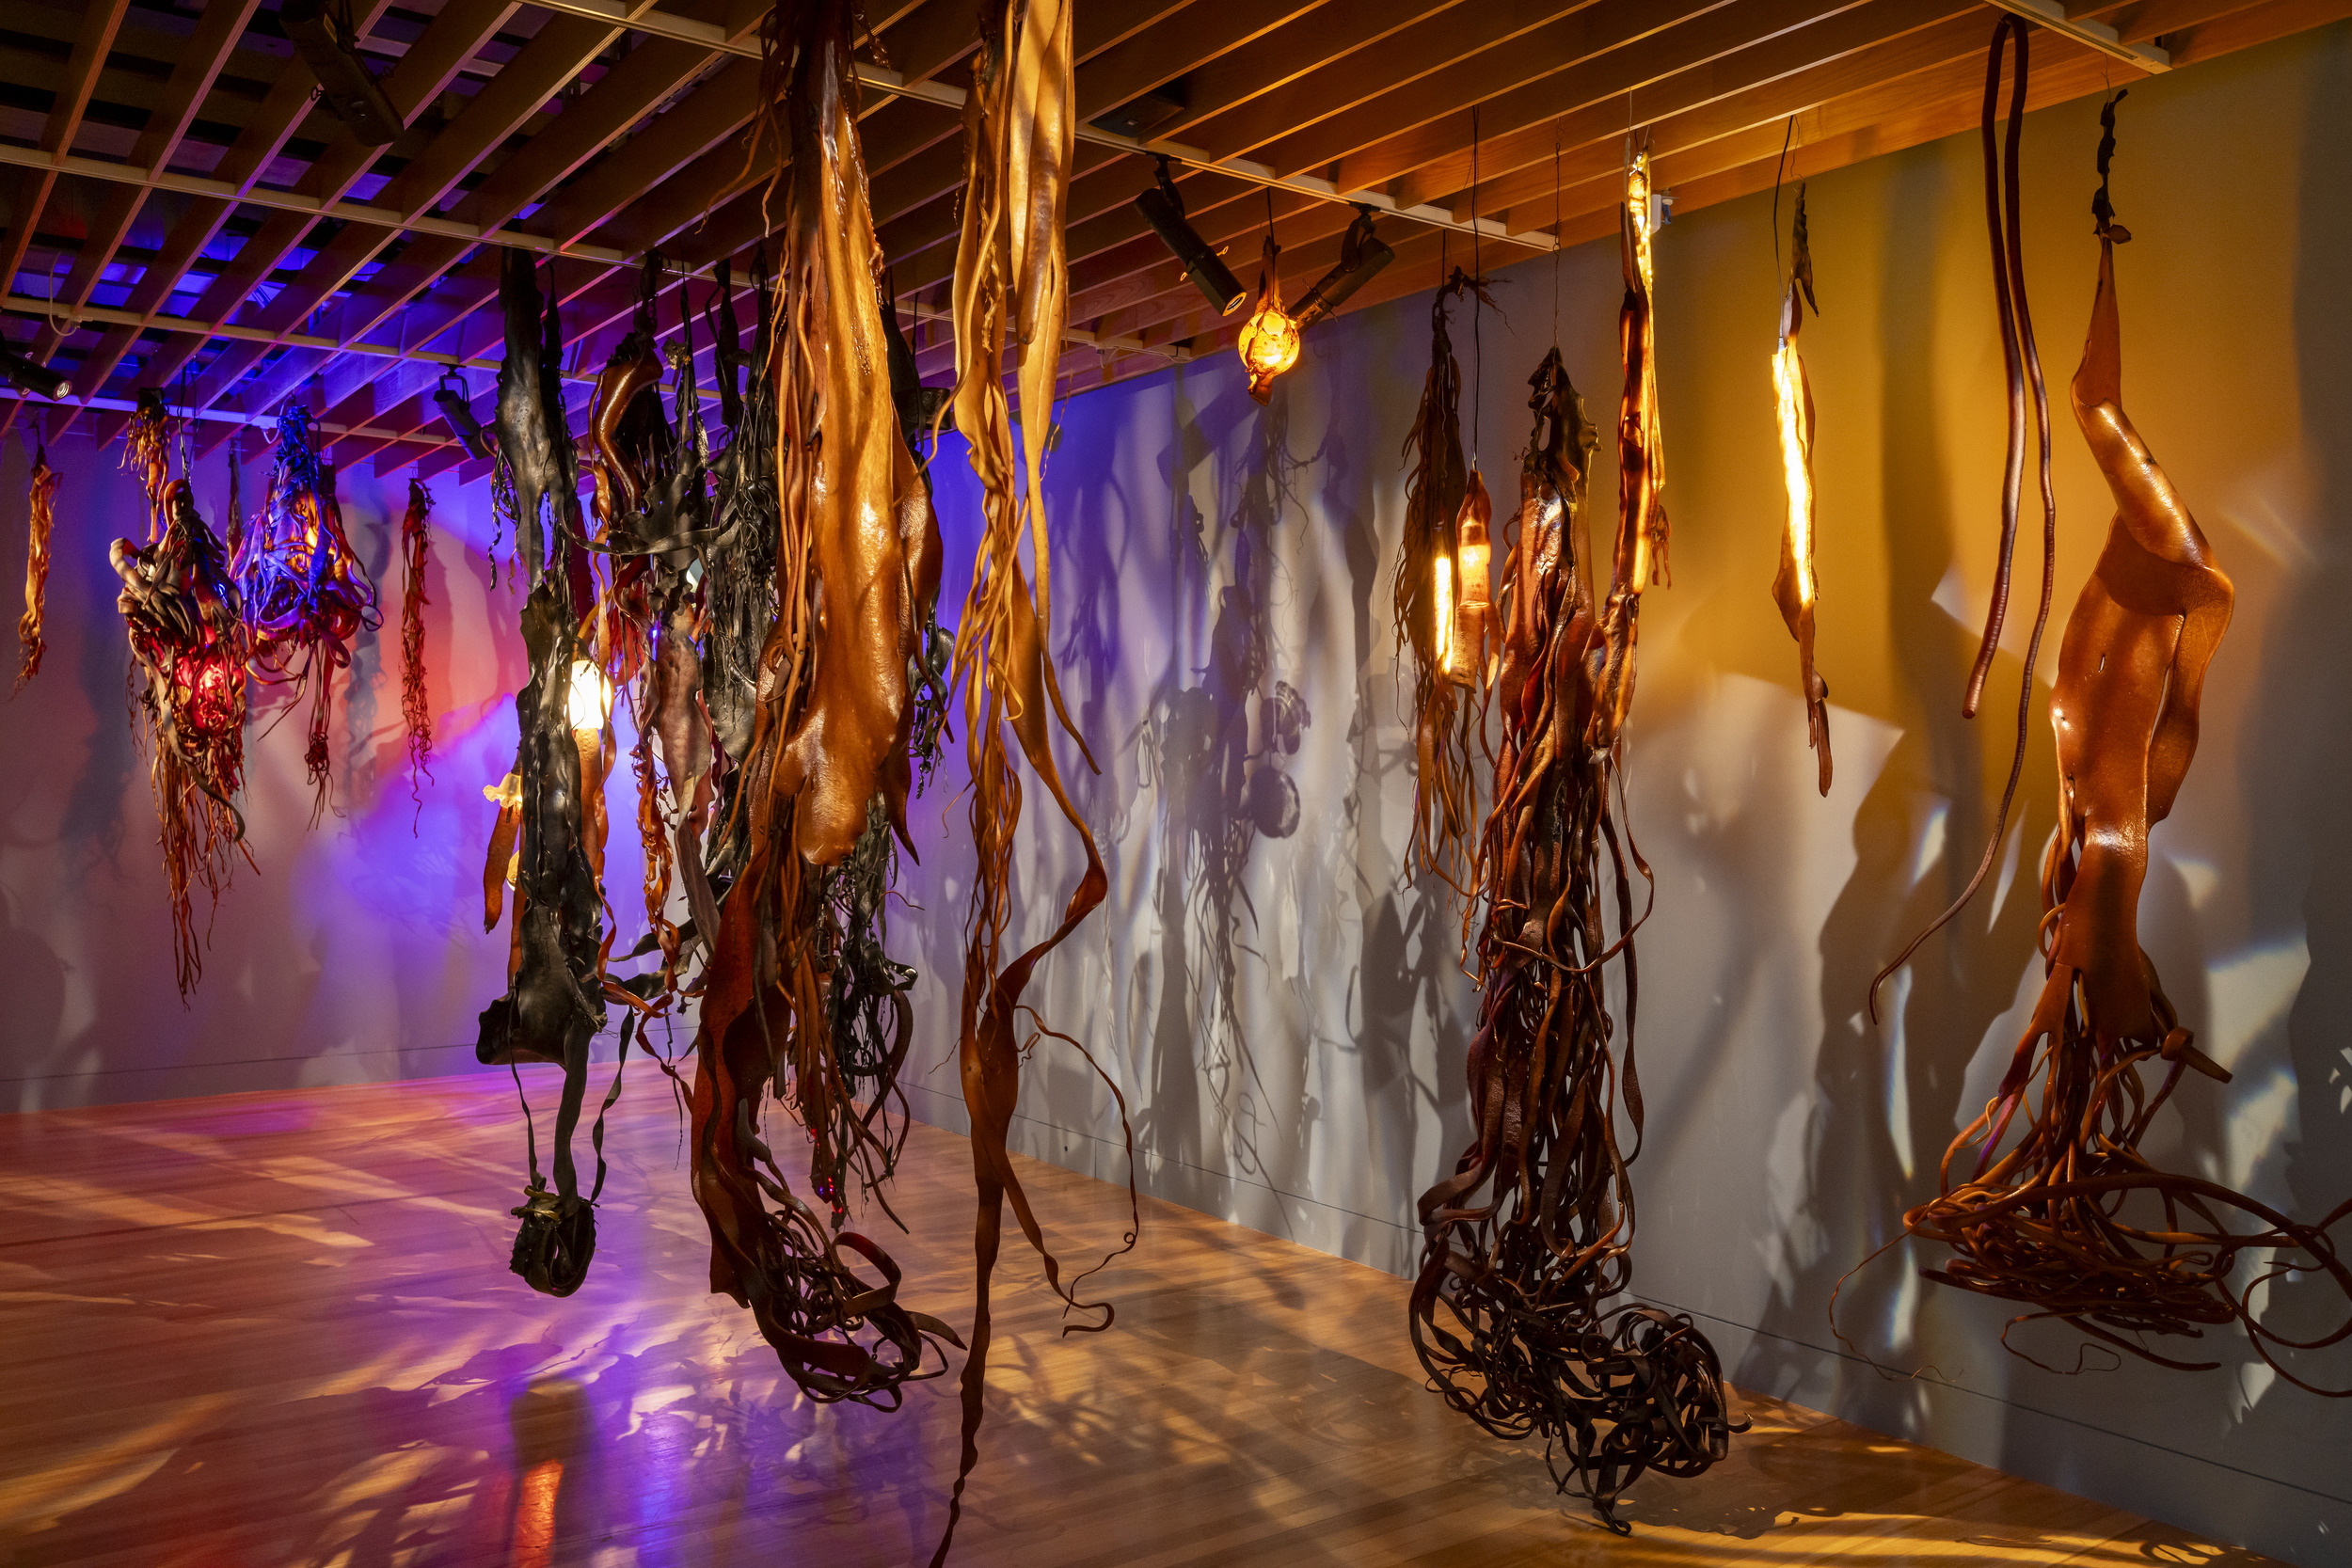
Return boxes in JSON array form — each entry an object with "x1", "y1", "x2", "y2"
[
  {"x1": 1858, "y1": 85, "x2": 2352, "y2": 1393},
  {"x1": 110, "y1": 389, "x2": 250, "y2": 998},
  {"x1": 1770, "y1": 183, "x2": 1833, "y2": 794},
  {"x1": 475, "y1": 248, "x2": 612, "y2": 1297},
  {"x1": 237, "y1": 404, "x2": 380, "y2": 816},
  {"x1": 934, "y1": 0, "x2": 1136, "y2": 1558},
  {"x1": 15, "y1": 439, "x2": 57, "y2": 690},
  {"x1": 399, "y1": 478, "x2": 434, "y2": 808},
  {"x1": 1395, "y1": 268, "x2": 1492, "y2": 892},
  {"x1": 677, "y1": 0, "x2": 958, "y2": 1412},
  {"x1": 1411, "y1": 308, "x2": 1742, "y2": 1532}
]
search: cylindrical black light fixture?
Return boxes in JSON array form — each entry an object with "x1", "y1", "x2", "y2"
[
  {"x1": 1292, "y1": 208, "x2": 1395, "y2": 331},
  {"x1": 433, "y1": 372, "x2": 496, "y2": 461},
  {"x1": 0, "y1": 341, "x2": 71, "y2": 401},
  {"x1": 280, "y1": 0, "x2": 404, "y2": 146},
  {"x1": 1135, "y1": 156, "x2": 1246, "y2": 316}
]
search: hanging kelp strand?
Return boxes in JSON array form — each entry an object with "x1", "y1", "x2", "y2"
[
  {"x1": 1770, "y1": 182, "x2": 1833, "y2": 794},
  {"x1": 937, "y1": 0, "x2": 1137, "y2": 1557},
  {"x1": 1410, "y1": 341, "x2": 1741, "y2": 1532},
  {"x1": 1396, "y1": 268, "x2": 1492, "y2": 891},
  {"x1": 111, "y1": 394, "x2": 250, "y2": 998},
  {"x1": 238, "y1": 404, "x2": 380, "y2": 816},
  {"x1": 476, "y1": 248, "x2": 612, "y2": 1298},
  {"x1": 677, "y1": 0, "x2": 957, "y2": 1414},
  {"x1": 15, "y1": 440, "x2": 57, "y2": 690},
  {"x1": 400, "y1": 479, "x2": 434, "y2": 806},
  {"x1": 1852, "y1": 85, "x2": 2352, "y2": 1394}
]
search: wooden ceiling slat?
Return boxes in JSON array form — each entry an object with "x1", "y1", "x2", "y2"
[
  {"x1": 26, "y1": 0, "x2": 267, "y2": 367},
  {"x1": 209, "y1": 0, "x2": 772, "y2": 442},
  {"x1": 1354, "y1": 0, "x2": 1966, "y2": 206},
  {"x1": 1250, "y1": 0, "x2": 1740, "y2": 182},
  {"x1": 1077, "y1": 1, "x2": 1331, "y2": 122},
  {"x1": 108, "y1": 0, "x2": 503, "y2": 432},
  {"x1": 0, "y1": 0, "x2": 134, "y2": 311},
  {"x1": 1144, "y1": 0, "x2": 1475, "y2": 145}
]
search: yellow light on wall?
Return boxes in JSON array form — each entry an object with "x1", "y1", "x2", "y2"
[
  {"x1": 1238, "y1": 229, "x2": 1300, "y2": 404},
  {"x1": 1772, "y1": 335, "x2": 1815, "y2": 610}
]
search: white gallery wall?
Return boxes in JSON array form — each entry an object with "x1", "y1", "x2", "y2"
[{"x1": 3, "y1": 20, "x2": 2349, "y2": 1566}]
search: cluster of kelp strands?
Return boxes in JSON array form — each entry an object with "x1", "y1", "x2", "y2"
[{"x1": 462, "y1": 1, "x2": 1127, "y2": 1561}]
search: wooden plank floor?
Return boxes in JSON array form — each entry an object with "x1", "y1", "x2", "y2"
[{"x1": 0, "y1": 1073, "x2": 2274, "y2": 1568}]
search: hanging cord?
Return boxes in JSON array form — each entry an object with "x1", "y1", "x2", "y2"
[
  {"x1": 1870, "y1": 15, "x2": 2056, "y2": 1014},
  {"x1": 1470, "y1": 104, "x2": 1483, "y2": 470},
  {"x1": 1772, "y1": 115, "x2": 1796, "y2": 292},
  {"x1": 1551, "y1": 117, "x2": 1563, "y2": 348}
]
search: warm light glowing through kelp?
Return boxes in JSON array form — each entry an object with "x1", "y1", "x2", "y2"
[{"x1": 1772, "y1": 341, "x2": 1815, "y2": 608}]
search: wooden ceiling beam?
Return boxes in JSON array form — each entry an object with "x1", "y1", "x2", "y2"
[
  {"x1": 1077, "y1": 1, "x2": 1333, "y2": 123},
  {"x1": 113, "y1": 0, "x2": 509, "y2": 426},
  {"x1": 1352, "y1": 0, "x2": 1963, "y2": 206},
  {"x1": 26, "y1": 0, "x2": 267, "y2": 363},
  {"x1": 0, "y1": 0, "x2": 134, "y2": 314},
  {"x1": 1250, "y1": 0, "x2": 1739, "y2": 181},
  {"x1": 1465, "y1": 4, "x2": 1989, "y2": 222}
]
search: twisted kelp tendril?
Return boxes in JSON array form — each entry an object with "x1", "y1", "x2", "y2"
[
  {"x1": 399, "y1": 479, "x2": 435, "y2": 816},
  {"x1": 15, "y1": 440, "x2": 58, "y2": 690},
  {"x1": 1412, "y1": 345, "x2": 1740, "y2": 1532},
  {"x1": 933, "y1": 0, "x2": 1137, "y2": 1560},
  {"x1": 1844, "y1": 87, "x2": 2352, "y2": 1395}
]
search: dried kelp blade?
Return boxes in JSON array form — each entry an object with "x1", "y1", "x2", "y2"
[{"x1": 15, "y1": 443, "x2": 58, "y2": 690}]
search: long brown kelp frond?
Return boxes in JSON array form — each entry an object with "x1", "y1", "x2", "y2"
[
  {"x1": 1850, "y1": 91, "x2": 2352, "y2": 1396},
  {"x1": 1412, "y1": 330, "x2": 1740, "y2": 1534},
  {"x1": 681, "y1": 0, "x2": 954, "y2": 1411},
  {"x1": 936, "y1": 0, "x2": 1135, "y2": 1559},
  {"x1": 112, "y1": 426, "x2": 250, "y2": 999},
  {"x1": 15, "y1": 440, "x2": 57, "y2": 690},
  {"x1": 399, "y1": 478, "x2": 435, "y2": 809},
  {"x1": 1394, "y1": 269, "x2": 1486, "y2": 893},
  {"x1": 1770, "y1": 183, "x2": 1833, "y2": 795}
]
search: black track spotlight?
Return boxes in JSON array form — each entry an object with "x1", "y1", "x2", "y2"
[
  {"x1": 1292, "y1": 208, "x2": 1395, "y2": 331},
  {"x1": 1135, "y1": 156, "x2": 1245, "y2": 316},
  {"x1": 433, "y1": 370, "x2": 496, "y2": 461},
  {"x1": 280, "y1": 0, "x2": 404, "y2": 146},
  {"x1": 0, "y1": 341, "x2": 71, "y2": 401}
]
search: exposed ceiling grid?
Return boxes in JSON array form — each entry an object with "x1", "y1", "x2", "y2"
[{"x1": 0, "y1": 0, "x2": 2344, "y2": 471}]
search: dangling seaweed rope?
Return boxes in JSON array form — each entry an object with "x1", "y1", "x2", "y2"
[
  {"x1": 15, "y1": 436, "x2": 58, "y2": 690},
  {"x1": 1844, "y1": 71, "x2": 2352, "y2": 1395},
  {"x1": 1410, "y1": 150, "x2": 1744, "y2": 1533},
  {"x1": 399, "y1": 478, "x2": 435, "y2": 816},
  {"x1": 1872, "y1": 17, "x2": 2054, "y2": 991},
  {"x1": 110, "y1": 388, "x2": 251, "y2": 997},
  {"x1": 934, "y1": 0, "x2": 1139, "y2": 1559},
  {"x1": 673, "y1": 0, "x2": 961, "y2": 1414},
  {"x1": 1769, "y1": 128, "x2": 1833, "y2": 795}
]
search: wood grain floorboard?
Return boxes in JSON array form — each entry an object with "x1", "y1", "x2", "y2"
[{"x1": 0, "y1": 1073, "x2": 2278, "y2": 1567}]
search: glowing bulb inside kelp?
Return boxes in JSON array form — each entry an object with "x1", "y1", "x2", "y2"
[
  {"x1": 566, "y1": 660, "x2": 612, "y2": 734},
  {"x1": 1433, "y1": 552, "x2": 1457, "y2": 678},
  {"x1": 1627, "y1": 151, "x2": 1656, "y2": 296},
  {"x1": 1455, "y1": 518, "x2": 1491, "y2": 684},
  {"x1": 1772, "y1": 333, "x2": 1815, "y2": 610},
  {"x1": 1238, "y1": 296, "x2": 1301, "y2": 404}
]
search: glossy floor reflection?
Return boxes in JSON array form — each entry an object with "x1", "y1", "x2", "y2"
[{"x1": 0, "y1": 1074, "x2": 2273, "y2": 1567}]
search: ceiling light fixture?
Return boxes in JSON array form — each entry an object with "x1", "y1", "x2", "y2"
[
  {"x1": 0, "y1": 341, "x2": 71, "y2": 401},
  {"x1": 280, "y1": 0, "x2": 405, "y2": 146},
  {"x1": 432, "y1": 370, "x2": 496, "y2": 460},
  {"x1": 1136, "y1": 155, "x2": 1246, "y2": 316},
  {"x1": 1291, "y1": 208, "x2": 1394, "y2": 330}
]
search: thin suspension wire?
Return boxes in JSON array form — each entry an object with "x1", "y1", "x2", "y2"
[
  {"x1": 1771, "y1": 115, "x2": 1797, "y2": 293},
  {"x1": 1551, "y1": 117, "x2": 1563, "y2": 349},
  {"x1": 1470, "y1": 104, "x2": 1483, "y2": 471}
]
